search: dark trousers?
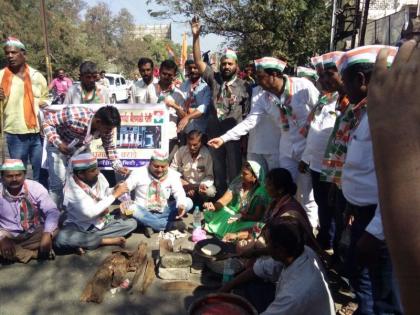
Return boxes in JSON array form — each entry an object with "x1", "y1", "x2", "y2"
[
  {"x1": 209, "y1": 140, "x2": 242, "y2": 198},
  {"x1": 311, "y1": 170, "x2": 336, "y2": 249},
  {"x1": 346, "y1": 203, "x2": 376, "y2": 315},
  {"x1": 346, "y1": 202, "x2": 403, "y2": 315}
]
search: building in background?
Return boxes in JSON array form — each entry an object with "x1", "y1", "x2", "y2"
[{"x1": 133, "y1": 24, "x2": 172, "y2": 41}]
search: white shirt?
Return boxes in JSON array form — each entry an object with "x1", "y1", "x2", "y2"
[
  {"x1": 63, "y1": 173, "x2": 115, "y2": 231},
  {"x1": 253, "y1": 246, "x2": 335, "y2": 315},
  {"x1": 248, "y1": 86, "x2": 282, "y2": 154},
  {"x1": 221, "y1": 77, "x2": 319, "y2": 160},
  {"x1": 301, "y1": 94, "x2": 339, "y2": 172},
  {"x1": 130, "y1": 77, "x2": 159, "y2": 104},
  {"x1": 220, "y1": 86, "x2": 281, "y2": 154},
  {"x1": 365, "y1": 205, "x2": 385, "y2": 241},
  {"x1": 342, "y1": 114, "x2": 378, "y2": 206},
  {"x1": 125, "y1": 166, "x2": 187, "y2": 212}
]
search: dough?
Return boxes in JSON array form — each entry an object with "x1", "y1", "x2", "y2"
[{"x1": 201, "y1": 244, "x2": 221, "y2": 256}]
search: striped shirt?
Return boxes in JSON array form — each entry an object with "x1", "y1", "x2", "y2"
[{"x1": 42, "y1": 106, "x2": 117, "y2": 160}]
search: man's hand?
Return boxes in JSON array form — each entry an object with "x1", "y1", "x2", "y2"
[
  {"x1": 203, "y1": 202, "x2": 216, "y2": 211},
  {"x1": 58, "y1": 143, "x2": 71, "y2": 155},
  {"x1": 116, "y1": 166, "x2": 131, "y2": 176},
  {"x1": 177, "y1": 116, "x2": 190, "y2": 133},
  {"x1": 113, "y1": 182, "x2": 129, "y2": 198},
  {"x1": 207, "y1": 137, "x2": 224, "y2": 149},
  {"x1": 0, "y1": 87, "x2": 5, "y2": 101},
  {"x1": 190, "y1": 17, "x2": 201, "y2": 37},
  {"x1": 164, "y1": 96, "x2": 176, "y2": 108},
  {"x1": 0, "y1": 237, "x2": 16, "y2": 261},
  {"x1": 199, "y1": 183, "x2": 208, "y2": 194},
  {"x1": 176, "y1": 206, "x2": 186, "y2": 219},
  {"x1": 38, "y1": 232, "x2": 53, "y2": 259},
  {"x1": 298, "y1": 160, "x2": 309, "y2": 174}
]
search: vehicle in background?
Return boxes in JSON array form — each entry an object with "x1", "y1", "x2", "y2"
[{"x1": 105, "y1": 73, "x2": 129, "y2": 103}]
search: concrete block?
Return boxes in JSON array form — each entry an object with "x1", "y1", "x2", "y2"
[
  {"x1": 158, "y1": 266, "x2": 190, "y2": 280},
  {"x1": 161, "y1": 252, "x2": 192, "y2": 268}
]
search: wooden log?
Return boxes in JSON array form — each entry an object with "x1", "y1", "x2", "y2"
[
  {"x1": 128, "y1": 242, "x2": 148, "y2": 271},
  {"x1": 160, "y1": 281, "x2": 201, "y2": 292},
  {"x1": 80, "y1": 254, "x2": 119, "y2": 303},
  {"x1": 140, "y1": 256, "x2": 156, "y2": 294}
]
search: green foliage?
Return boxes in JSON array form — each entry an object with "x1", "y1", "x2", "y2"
[
  {"x1": 0, "y1": 0, "x2": 182, "y2": 80},
  {"x1": 147, "y1": 0, "x2": 331, "y2": 67}
]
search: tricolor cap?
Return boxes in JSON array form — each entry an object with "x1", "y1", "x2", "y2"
[
  {"x1": 223, "y1": 48, "x2": 238, "y2": 61},
  {"x1": 310, "y1": 56, "x2": 323, "y2": 70},
  {"x1": 2, "y1": 37, "x2": 26, "y2": 51},
  {"x1": 255, "y1": 57, "x2": 287, "y2": 73},
  {"x1": 71, "y1": 153, "x2": 97, "y2": 171},
  {"x1": 0, "y1": 159, "x2": 26, "y2": 171},
  {"x1": 296, "y1": 66, "x2": 319, "y2": 81},
  {"x1": 151, "y1": 149, "x2": 169, "y2": 162},
  {"x1": 337, "y1": 45, "x2": 398, "y2": 74},
  {"x1": 321, "y1": 51, "x2": 344, "y2": 69}
]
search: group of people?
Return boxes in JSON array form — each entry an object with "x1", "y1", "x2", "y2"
[{"x1": 0, "y1": 14, "x2": 414, "y2": 314}]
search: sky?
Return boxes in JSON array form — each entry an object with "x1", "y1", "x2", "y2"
[{"x1": 84, "y1": 0, "x2": 226, "y2": 52}]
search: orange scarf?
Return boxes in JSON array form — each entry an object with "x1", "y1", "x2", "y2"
[{"x1": 1, "y1": 64, "x2": 37, "y2": 129}]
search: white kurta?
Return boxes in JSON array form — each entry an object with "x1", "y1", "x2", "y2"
[
  {"x1": 342, "y1": 114, "x2": 378, "y2": 206},
  {"x1": 125, "y1": 166, "x2": 187, "y2": 212},
  {"x1": 301, "y1": 95, "x2": 338, "y2": 172},
  {"x1": 63, "y1": 173, "x2": 115, "y2": 231},
  {"x1": 253, "y1": 246, "x2": 335, "y2": 315}
]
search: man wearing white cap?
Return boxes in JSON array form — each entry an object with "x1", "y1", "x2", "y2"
[
  {"x1": 0, "y1": 37, "x2": 48, "y2": 183},
  {"x1": 208, "y1": 56, "x2": 320, "y2": 229},
  {"x1": 0, "y1": 159, "x2": 59, "y2": 263},
  {"x1": 124, "y1": 150, "x2": 193, "y2": 237},
  {"x1": 298, "y1": 51, "x2": 345, "y2": 252},
  {"x1": 191, "y1": 17, "x2": 249, "y2": 197},
  {"x1": 54, "y1": 153, "x2": 137, "y2": 252},
  {"x1": 336, "y1": 45, "x2": 402, "y2": 315}
]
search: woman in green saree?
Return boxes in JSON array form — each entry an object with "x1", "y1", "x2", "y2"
[{"x1": 203, "y1": 161, "x2": 269, "y2": 238}]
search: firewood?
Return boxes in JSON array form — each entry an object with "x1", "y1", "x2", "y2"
[
  {"x1": 80, "y1": 254, "x2": 118, "y2": 303},
  {"x1": 128, "y1": 242, "x2": 148, "y2": 271},
  {"x1": 140, "y1": 257, "x2": 156, "y2": 294}
]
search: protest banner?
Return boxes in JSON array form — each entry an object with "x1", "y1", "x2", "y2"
[{"x1": 41, "y1": 104, "x2": 169, "y2": 169}]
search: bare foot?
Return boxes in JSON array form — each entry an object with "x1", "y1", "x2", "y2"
[
  {"x1": 76, "y1": 247, "x2": 86, "y2": 255},
  {"x1": 101, "y1": 237, "x2": 126, "y2": 248}
]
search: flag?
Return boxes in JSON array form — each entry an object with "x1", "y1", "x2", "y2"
[
  {"x1": 180, "y1": 33, "x2": 188, "y2": 66},
  {"x1": 165, "y1": 44, "x2": 176, "y2": 60}
]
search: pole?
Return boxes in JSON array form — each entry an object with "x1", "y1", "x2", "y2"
[
  {"x1": 417, "y1": 0, "x2": 420, "y2": 17},
  {"x1": 330, "y1": 0, "x2": 338, "y2": 51},
  {"x1": 359, "y1": 0, "x2": 371, "y2": 46},
  {"x1": 40, "y1": 0, "x2": 52, "y2": 83},
  {"x1": 1, "y1": 99, "x2": 5, "y2": 163}
]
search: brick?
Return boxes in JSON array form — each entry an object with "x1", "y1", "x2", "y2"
[
  {"x1": 159, "y1": 239, "x2": 173, "y2": 257},
  {"x1": 161, "y1": 252, "x2": 192, "y2": 268},
  {"x1": 158, "y1": 266, "x2": 190, "y2": 280}
]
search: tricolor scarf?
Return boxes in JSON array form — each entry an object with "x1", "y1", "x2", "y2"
[
  {"x1": 270, "y1": 76, "x2": 295, "y2": 131},
  {"x1": 215, "y1": 75, "x2": 237, "y2": 120},
  {"x1": 299, "y1": 92, "x2": 339, "y2": 138},
  {"x1": 73, "y1": 175, "x2": 111, "y2": 225},
  {"x1": 146, "y1": 168, "x2": 169, "y2": 212},
  {"x1": 2, "y1": 181, "x2": 40, "y2": 232},
  {"x1": 183, "y1": 79, "x2": 201, "y2": 112},
  {"x1": 1, "y1": 64, "x2": 37, "y2": 129},
  {"x1": 320, "y1": 96, "x2": 366, "y2": 186},
  {"x1": 156, "y1": 83, "x2": 175, "y2": 103}
]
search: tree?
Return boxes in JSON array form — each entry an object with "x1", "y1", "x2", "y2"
[{"x1": 147, "y1": 0, "x2": 331, "y2": 66}]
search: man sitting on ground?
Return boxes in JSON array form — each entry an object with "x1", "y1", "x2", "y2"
[
  {"x1": 171, "y1": 130, "x2": 216, "y2": 206},
  {"x1": 220, "y1": 216, "x2": 335, "y2": 315},
  {"x1": 54, "y1": 153, "x2": 137, "y2": 253},
  {"x1": 125, "y1": 150, "x2": 193, "y2": 237},
  {"x1": 0, "y1": 159, "x2": 59, "y2": 263}
]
